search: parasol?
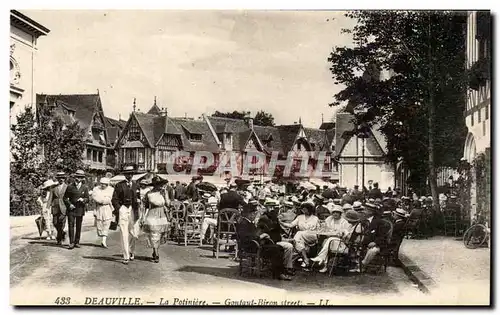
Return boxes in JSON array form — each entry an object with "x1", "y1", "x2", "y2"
[{"x1": 35, "y1": 216, "x2": 45, "y2": 237}]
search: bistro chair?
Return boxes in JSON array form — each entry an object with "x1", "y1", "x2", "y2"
[
  {"x1": 213, "y1": 208, "x2": 240, "y2": 259},
  {"x1": 171, "y1": 201, "x2": 187, "y2": 244},
  {"x1": 182, "y1": 201, "x2": 206, "y2": 246},
  {"x1": 363, "y1": 218, "x2": 393, "y2": 273},
  {"x1": 236, "y1": 234, "x2": 274, "y2": 278}
]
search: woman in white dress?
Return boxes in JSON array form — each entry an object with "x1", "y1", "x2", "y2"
[
  {"x1": 91, "y1": 177, "x2": 114, "y2": 248},
  {"x1": 142, "y1": 176, "x2": 170, "y2": 263},
  {"x1": 37, "y1": 179, "x2": 57, "y2": 240},
  {"x1": 280, "y1": 201, "x2": 320, "y2": 268},
  {"x1": 311, "y1": 204, "x2": 351, "y2": 272}
]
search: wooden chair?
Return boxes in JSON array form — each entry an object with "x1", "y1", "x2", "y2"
[
  {"x1": 183, "y1": 201, "x2": 206, "y2": 246},
  {"x1": 237, "y1": 237, "x2": 274, "y2": 278},
  {"x1": 171, "y1": 201, "x2": 187, "y2": 245},
  {"x1": 363, "y1": 219, "x2": 393, "y2": 273},
  {"x1": 328, "y1": 223, "x2": 366, "y2": 276},
  {"x1": 213, "y1": 208, "x2": 240, "y2": 259},
  {"x1": 404, "y1": 208, "x2": 424, "y2": 239}
]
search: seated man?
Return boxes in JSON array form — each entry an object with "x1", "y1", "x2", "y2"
[
  {"x1": 257, "y1": 202, "x2": 295, "y2": 276},
  {"x1": 388, "y1": 208, "x2": 408, "y2": 265},
  {"x1": 236, "y1": 203, "x2": 292, "y2": 281},
  {"x1": 351, "y1": 203, "x2": 388, "y2": 272}
]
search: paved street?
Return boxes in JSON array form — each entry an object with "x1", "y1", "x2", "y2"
[
  {"x1": 10, "y1": 218, "x2": 425, "y2": 306},
  {"x1": 399, "y1": 236, "x2": 490, "y2": 305}
]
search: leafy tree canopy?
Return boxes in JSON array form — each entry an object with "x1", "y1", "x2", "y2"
[
  {"x1": 211, "y1": 110, "x2": 275, "y2": 126},
  {"x1": 328, "y1": 11, "x2": 469, "y2": 193}
]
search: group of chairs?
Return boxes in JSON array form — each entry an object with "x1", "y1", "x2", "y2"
[{"x1": 166, "y1": 201, "x2": 240, "y2": 259}]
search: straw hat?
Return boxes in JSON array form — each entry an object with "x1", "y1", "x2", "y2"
[
  {"x1": 55, "y1": 172, "x2": 66, "y2": 178},
  {"x1": 122, "y1": 165, "x2": 136, "y2": 174},
  {"x1": 74, "y1": 170, "x2": 86, "y2": 177},
  {"x1": 352, "y1": 201, "x2": 363, "y2": 211},
  {"x1": 41, "y1": 179, "x2": 57, "y2": 190},
  {"x1": 99, "y1": 177, "x2": 110, "y2": 185},
  {"x1": 330, "y1": 204, "x2": 343, "y2": 214},
  {"x1": 395, "y1": 208, "x2": 409, "y2": 217},
  {"x1": 342, "y1": 203, "x2": 353, "y2": 211}
]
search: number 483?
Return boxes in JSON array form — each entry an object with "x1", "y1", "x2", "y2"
[{"x1": 55, "y1": 297, "x2": 71, "y2": 305}]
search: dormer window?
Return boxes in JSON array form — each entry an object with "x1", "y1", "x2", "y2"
[{"x1": 188, "y1": 133, "x2": 202, "y2": 142}]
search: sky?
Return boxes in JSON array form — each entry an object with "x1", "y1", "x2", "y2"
[{"x1": 24, "y1": 10, "x2": 355, "y2": 127}]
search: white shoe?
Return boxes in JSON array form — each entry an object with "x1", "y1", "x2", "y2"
[
  {"x1": 319, "y1": 266, "x2": 328, "y2": 273},
  {"x1": 46, "y1": 236, "x2": 51, "y2": 240}
]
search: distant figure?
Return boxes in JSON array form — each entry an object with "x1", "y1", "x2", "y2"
[{"x1": 368, "y1": 182, "x2": 383, "y2": 200}]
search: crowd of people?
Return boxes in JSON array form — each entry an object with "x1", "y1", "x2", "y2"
[{"x1": 35, "y1": 166, "x2": 465, "y2": 281}]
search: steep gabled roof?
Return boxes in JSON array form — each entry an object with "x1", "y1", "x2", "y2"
[
  {"x1": 319, "y1": 122, "x2": 335, "y2": 130},
  {"x1": 277, "y1": 124, "x2": 302, "y2": 153},
  {"x1": 39, "y1": 94, "x2": 101, "y2": 132},
  {"x1": 133, "y1": 112, "x2": 158, "y2": 147},
  {"x1": 147, "y1": 104, "x2": 162, "y2": 115},
  {"x1": 172, "y1": 118, "x2": 220, "y2": 153},
  {"x1": 304, "y1": 127, "x2": 327, "y2": 151},
  {"x1": 253, "y1": 125, "x2": 284, "y2": 155}
]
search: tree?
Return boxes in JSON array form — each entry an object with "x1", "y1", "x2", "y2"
[
  {"x1": 254, "y1": 110, "x2": 275, "y2": 126},
  {"x1": 10, "y1": 106, "x2": 45, "y2": 215},
  {"x1": 37, "y1": 106, "x2": 86, "y2": 174},
  {"x1": 212, "y1": 110, "x2": 249, "y2": 120},
  {"x1": 328, "y1": 11, "x2": 468, "y2": 212},
  {"x1": 211, "y1": 110, "x2": 276, "y2": 126}
]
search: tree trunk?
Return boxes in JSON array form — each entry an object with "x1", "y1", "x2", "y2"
[{"x1": 427, "y1": 13, "x2": 440, "y2": 216}]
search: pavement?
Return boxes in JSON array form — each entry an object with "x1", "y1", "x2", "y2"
[
  {"x1": 10, "y1": 214, "x2": 426, "y2": 306},
  {"x1": 398, "y1": 236, "x2": 491, "y2": 305}
]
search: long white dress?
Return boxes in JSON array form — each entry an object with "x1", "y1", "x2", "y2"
[
  {"x1": 311, "y1": 217, "x2": 351, "y2": 265},
  {"x1": 37, "y1": 191, "x2": 54, "y2": 237},
  {"x1": 91, "y1": 186, "x2": 114, "y2": 237}
]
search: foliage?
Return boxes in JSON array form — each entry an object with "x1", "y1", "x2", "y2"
[
  {"x1": 468, "y1": 56, "x2": 490, "y2": 90},
  {"x1": 10, "y1": 106, "x2": 87, "y2": 216},
  {"x1": 254, "y1": 110, "x2": 275, "y2": 126},
  {"x1": 474, "y1": 151, "x2": 490, "y2": 223},
  {"x1": 211, "y1": 110, "x2": 276, "y2": 126},
  {"x1": 328, "y1": 11, "x2": 469, "y2": 194},
  {"x1": 212, "y1": 110, "x2": 249, "y2": 120},
  {"x1": 38, "y1": 106, "x2": 87, "y2": 174},
  {"x1": 10, "y1": 106, "x2": 45, "y2": 215}
]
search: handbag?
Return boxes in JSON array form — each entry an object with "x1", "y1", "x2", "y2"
[
  {"x1": 35, "y1": 216, "x2": 46, "y2": 237},
  {"x1": 109, "y1": 220, "x2": 118, "y2": 231}
]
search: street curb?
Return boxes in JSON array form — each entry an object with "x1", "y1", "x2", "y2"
[{"x1": 398, "y1": 253, "x2": 436, "y2": 294}]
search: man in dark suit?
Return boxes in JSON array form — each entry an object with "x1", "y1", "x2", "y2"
[
  {"x1": 175, "y1": 181, "x2": 187, "y2": 200},
  {"x1": 51, "y1": 172, "x2": 68, "y2": 245},
  {"x1": 236, "y1": 203, "x2": 292, "y2": 281},
  {"x1": 388, "y1": 208, "x2": 408, "y2": 265},
  {"x1": 219, "y1": 183, "x2": 246, "y2": 210},
  {"x1": 353, "y1": 203, "x2": 389, "y2": 272},
  {"x1": 111, "y1": 165, "x2": 141, "y2": 264},
  {"x1": 257, "y1": 204, "x2": 294, "y2": 275},
  {"x1": 63, "y1": 170, "x2": 89, "y2": 249},
  {"x1": 368, "y1": 182, "x2": 383, "y2": 200},
  {"x1": 186, "y1": 175, "x2": 202, "y2": 201}
]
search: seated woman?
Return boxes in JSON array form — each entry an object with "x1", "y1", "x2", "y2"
[
  {"x1": 279, "y1": 201, "x2": 320, "y2": 268},
  {"x1": 311, "y1": 204, "x2": 351, "y2": 272}
]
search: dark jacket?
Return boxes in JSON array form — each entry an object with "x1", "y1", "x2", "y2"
[
  {"x1": 51, "y1": 183, "x2": 68, "y2": 215},
  {"x1": 236, "y1": 217, "x2": 260, "y2": 252},
  {"x1": 257, "y1": 211, "x2": 282, "y2": 243},
  {"x1": 63, "y1": 182, "x2": 89, "y2": 217},
  {"x1": 175, "y1": 184, "x2": 187, "y2": 200},
  {"x1": 186, "y1": 182, "x2": 199, "y2": 201},
  {"x1": 362, "y1": 217, "x2": 389, "y2": 248},
  {"x1": 111, "y1": 180, "x2": 140, "y2": 222},
  {"x1": 368, "y1": 188, "x2": 383, "y2": 200},
  {"x1": 219, "y1": 190, "x2": 245, "y2": 210}
]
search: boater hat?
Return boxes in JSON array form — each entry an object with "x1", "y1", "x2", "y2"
[
  {"x1": 74, "y1": 170, "x2": 86, "y2": 177},
  {"x1": 100, "y1": 177, "x2": 110, "y2": 185},
  {"x1": 122, "y1": 165, "x2": 136, "y2": 174},
  {"x1": 344, "y1": 210, "x2": 360, "y2": 223},
  {"x1": 55, "y1": 172, "x2": 66, "y2": 178},
  {"x1": 395, "y1": 208, "x2": 409, "y2": 217},
  {"x1": 41, "y1": 179, "x2": 58, "y2": 190}
]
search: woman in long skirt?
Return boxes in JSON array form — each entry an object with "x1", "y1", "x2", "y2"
[
  {"x1": 37, "y1": 179, "x2": 57, "y2": 240},
  {"x1": 142, "y1": 176, "x2": 170, "y2": 263},
  {"x1": 91, "y1": 177, "x2": 114, "y2": 248}
]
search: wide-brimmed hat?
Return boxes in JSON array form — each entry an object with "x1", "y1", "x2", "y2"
[
  {"x1": 283, "y1": 201, "x2": 294, "y2": 207},
  {"x1": 41, "y1": 179, "x2": 57, "y2": 190},
  {"x1": 74, "y1": 170, "x2": 86, "y2": 177},
  {"x1": 122, "y1": 165, "x2": 136, "y2": 174},
  {"x1": 100, "y1": 177, "x2": 110, "y2": 185},
  {"x1": 364, "y1": 202, "x2": 380, "y2": 213},
  {"x1": 352, "y1": 201, "x2": 363, "y2": 211},
  {"x1": 300, "y1": 201, "x2": 315, "y2": 212},
  {"x1": 264, "y1": 198, "x2": 279, "y2": 206},
  {"x1": 329, "y1": 204, "x2": 343, "y2": 214},
  {"x1": 344, "y1": 210, "x2": 360, "y2": 223},
  {"x1": 395, "y1": 208, "x2": 408, "y2": 217},
  {"x1": 229, "y1": 183, "x2": 237, "y2": 188},
  {"x1": 332, "y1": 198, "x2": 342, "y2": 205},
  {"x1": 55, "y1": 172, "x2": 66, "y2": 178},
  {"x1": 150, "y1": 176, "x2": 168, "y2": 187},
  {"x1": 342, "y1": 203, "x2": 353, "y2": 211}
]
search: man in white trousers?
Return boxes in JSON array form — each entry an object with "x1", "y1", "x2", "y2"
[{"x1": 111, "y1": 165, "x2": 141, "y2": 264}]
